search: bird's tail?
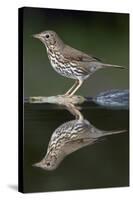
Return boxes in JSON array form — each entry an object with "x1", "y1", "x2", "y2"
[
  {"x1": 103, "y1": 129, "x2": 127, "y2": 136},
  {"x1": 102, "y1": 63, "x2": 125, "y2": 69}
]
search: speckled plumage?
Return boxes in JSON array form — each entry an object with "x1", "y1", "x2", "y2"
[
  {"x1": 33, "y1": 30, "x2": 124, "y2": 96},
  {"x1": 34, "y1": 118, "x2": 126, "y2": 171}
]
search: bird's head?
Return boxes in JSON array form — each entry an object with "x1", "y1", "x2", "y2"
[
  {"x1": 33, "y1": 155, "x2": 57, "y2": 171},
  {"x1": 33, "y1": 30, "x2": 64, "y2": 50},
  {"x1": 33, "y1": 150, "x2": 65, "y2": 171}
]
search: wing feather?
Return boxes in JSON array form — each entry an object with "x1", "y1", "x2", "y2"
[{"x1": 62, "y1": 45, "x2": 102, "y2": 62}]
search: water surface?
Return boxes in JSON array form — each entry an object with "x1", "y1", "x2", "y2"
[{"x1": 24, "y1": 103, "x2": 129, "y2": 193}]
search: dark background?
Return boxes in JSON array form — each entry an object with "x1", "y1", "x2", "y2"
[{"x1": 22, "y1": 7, "x2": 129, "y2": 193}]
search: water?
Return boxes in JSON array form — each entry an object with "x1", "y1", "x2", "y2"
[{"x1": 23, "y1": 103, "x2": 129, "y2": 193}]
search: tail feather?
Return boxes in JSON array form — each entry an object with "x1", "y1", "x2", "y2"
[
  {"x1": 103, "y1": 129, "x2": 127, "y2": 136},
  {"x1": 102, "y1": 63, "x2": 125, "y2": 69}
]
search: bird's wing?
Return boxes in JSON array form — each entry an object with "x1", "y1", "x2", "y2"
[
  {"x1": 62, "y1": 138, "x2": 97, "y2": 155},
  {"x1": 62, "y1": 45, "x2": 102, "y2": 62}
]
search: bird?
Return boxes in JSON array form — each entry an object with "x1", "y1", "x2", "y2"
[
  {"x1": 33, "y1": 117, "x2": 126, "y2": 171},
  {"x1": 33, "y1": 30, "x2": 124, "y2": 97}
]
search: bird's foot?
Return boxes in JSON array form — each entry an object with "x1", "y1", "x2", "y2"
[{"x1": 56, "y1": 94, "x2": 85, "y2": 105}]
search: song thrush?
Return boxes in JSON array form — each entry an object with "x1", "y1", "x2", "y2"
[
  {"x1": 33, "y1": 118, "x2": 126, "y2": 171},
  {"x1": 33, "y1": 30, "x2": 124, "y2": 96}
]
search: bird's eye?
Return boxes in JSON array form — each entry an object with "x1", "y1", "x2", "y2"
[
  {"x1": 45, "y1": 34, "x2": 50, "y2": 39},
  {"x1": 46, "y1": 162, "x2": 50, "y2": 166}
]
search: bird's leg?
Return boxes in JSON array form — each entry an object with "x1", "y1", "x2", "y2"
[
  {"x1": 66, "y1": 103, "x2": 84, "y2": 120},
  {"x1": 64, "y1": 80, "x2": 79, "y2": 96},
  {"x1": 68, "y1": 80, "x2": 83, "y2": 97}
]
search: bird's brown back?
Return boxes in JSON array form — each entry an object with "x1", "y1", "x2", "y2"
[{"x1": 62, "y1": 44, "x2": 102, "y2": 62}]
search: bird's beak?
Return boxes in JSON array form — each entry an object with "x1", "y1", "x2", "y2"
[
  {"x1": 32, "y1": 33, "x2": 42, "y2": 39},
  {"x1": 32, "y1": 162, "x2": 42, "y2": 168}
]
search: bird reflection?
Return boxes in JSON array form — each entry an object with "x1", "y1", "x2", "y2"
[{"x1": 34, "y1": 104, "x2": 126, "y2": 171}]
